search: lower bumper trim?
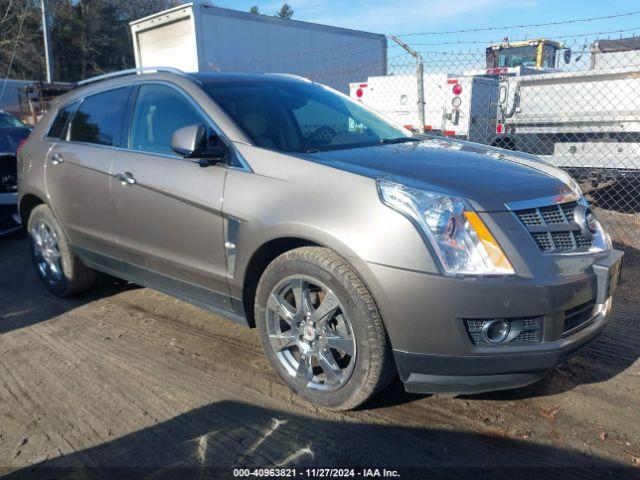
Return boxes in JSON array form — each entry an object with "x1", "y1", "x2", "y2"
[
  {"x1": 395, "y1": 324, "x2": 604, "y2": 395},
  {"x1": 403, "y1": 372, "x2": 546, "y2": 395}
]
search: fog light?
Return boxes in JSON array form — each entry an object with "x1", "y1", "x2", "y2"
[
  {"x1": 464, "y1": 317, "x2": 542, "y2": 345},
  {"x1": 482, "y1": 319, "x2": 510, "y2": 343}
]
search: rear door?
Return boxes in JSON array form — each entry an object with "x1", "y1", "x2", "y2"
[
  {"x1": 45, "y1": 87, "x2": 130, "y2": 260},
  {"x1": 111, "y1": 82, "x2": 231, "y2": 310}
]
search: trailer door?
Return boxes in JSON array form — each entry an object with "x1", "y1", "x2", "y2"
[{"x1": 135, "y1": 18, "x2": 198, "y2": 72}]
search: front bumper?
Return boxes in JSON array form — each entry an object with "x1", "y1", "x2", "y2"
[
  {"x1": 351, "y1": 248, "x2": 624, "y2": 395},
  {"x1": 0, "y1": 192, "x2": 21, "y2": 236}
]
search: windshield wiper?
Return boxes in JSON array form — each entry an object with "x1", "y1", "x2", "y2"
[
  {"x1": 301, "y1": 137, "x2": 419, "y2": 153},
  {"x1": 379, "y1": 137, "x2": 420, "y2": 145}
]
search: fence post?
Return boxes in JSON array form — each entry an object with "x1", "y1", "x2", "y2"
[
  {"x1": 389, "y1": 35, "x2": 425, "y2": 132},
  {"x1": 416, "y1": 60, "x2": 425, "y2": 133}
]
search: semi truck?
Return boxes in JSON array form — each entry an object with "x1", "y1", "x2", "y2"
[{"x1": 129, "y1": 2, "x2": 387, "y2": 93}]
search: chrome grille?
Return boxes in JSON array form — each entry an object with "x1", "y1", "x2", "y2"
[
  {"x1": 551, "y1": 231, "x2": 574, "y2": 251},
  {"x1": 514, "y1": 201, "x2": 593, "y2": 253},
  {"x1": 539, "y1": 205, "x2": 565, "y2": 224},
  {"x1": 516, "y1": 209, "x2": 543, "y2": 226}
]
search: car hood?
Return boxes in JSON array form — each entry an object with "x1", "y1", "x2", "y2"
[{"x1": 301, "y1": 137, "x2": 578, "y2": 211}]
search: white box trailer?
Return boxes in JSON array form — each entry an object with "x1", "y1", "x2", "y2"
[
  {"x1": 441, "y1": 75, "x2": 499, "y2": 144},
  {"x1": 349, "y1": 73, "x2": 499, "y2": 143},
  {"x1": 349, "y1": 73, "x2": 450, "y2": 132},
  {"x1": 130, "y1": 3, "x2": 387, "y2": 93}
]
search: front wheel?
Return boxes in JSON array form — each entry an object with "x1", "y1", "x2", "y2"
[{"x1": 255, "y1": 247, "x2": 394, "y2": 410}]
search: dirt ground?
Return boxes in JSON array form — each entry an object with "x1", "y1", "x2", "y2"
[{"x1": 0, "y1": 231, "x2": 639, "y2": 478}]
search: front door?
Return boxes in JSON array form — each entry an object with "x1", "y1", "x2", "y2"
[{"x1": 111, "y1": 83, "x2": 230, "y2": 310}]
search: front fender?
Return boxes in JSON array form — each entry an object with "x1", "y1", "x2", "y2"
[{"x1": 224, "y1": 146, "x2": 439, "y2": 296}]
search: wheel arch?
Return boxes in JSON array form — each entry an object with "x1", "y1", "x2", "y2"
[
  {"x1": 241, "y1": 236, "x2": 320, "y2": 328},
  {"x1": 19, "y1": 193, "x2": 45, "y2": 227},
  {"x1": 239, "y1": 224, "x2": 378, "y2": 329}
]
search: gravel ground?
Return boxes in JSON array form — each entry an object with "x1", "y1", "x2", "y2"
[{"x1": 0, "y1": 231, "x2": 639, "y2": 478}]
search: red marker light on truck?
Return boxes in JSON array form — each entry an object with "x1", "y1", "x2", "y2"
[
  {"x1": 356, "y1": 88, "x2": 364, "y2": 98},
  {"x1": 452, "y1": 84, "x2": 462, "y2": 95}
]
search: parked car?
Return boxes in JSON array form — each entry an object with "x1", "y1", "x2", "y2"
[
  {"x1": 0, "y1": 110, "x2": 30, "y2": 235},
  {"x1": 17, "y1": 69, "x2": 623, "y2": 410}
]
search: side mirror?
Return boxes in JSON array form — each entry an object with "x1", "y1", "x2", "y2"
[
  {"x1": 171, "y1": 124, "x2": 227, "y2": 167},
  {"x1": 563, "y1": 48, "x2": 572, "y2": 64}
]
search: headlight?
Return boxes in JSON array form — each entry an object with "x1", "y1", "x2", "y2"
[{"x1": 378, "y1": 180, "x2": 515, "y2": 275}]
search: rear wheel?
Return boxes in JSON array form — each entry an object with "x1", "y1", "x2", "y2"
[
  {"x1": 255, "y1": 247, "x2": 394, "y2": 410},
  {"x1": 28, "y1": 204, "x2": 95, "y2": 297}
]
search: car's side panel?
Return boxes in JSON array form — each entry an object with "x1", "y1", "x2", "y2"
[{"x1": 111, "y1": 150, "x2": 231, "y2": 310}]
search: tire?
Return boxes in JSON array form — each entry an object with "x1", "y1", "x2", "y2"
[
  {"x1": 27, "y1": 204, "x2": 95, "y2": 297},
  {"x1": 255, "y1": 247, "x2": 395, "y2": 410}
]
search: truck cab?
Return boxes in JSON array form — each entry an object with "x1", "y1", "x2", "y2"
[{"x1": 485, "y1": 39, "x2": 564, "y2": 74}]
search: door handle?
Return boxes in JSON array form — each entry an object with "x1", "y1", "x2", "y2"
[
  {"x1": 51, "y1": 153, "x2": 64, "y2": 165},
  {"x1": 115, "y1": 172, "x2": 136, "y2": 186}
]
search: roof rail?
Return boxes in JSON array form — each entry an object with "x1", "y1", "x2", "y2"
[
  {"x1": 266, "y1": 73, "x2": 312, "y2": 82},
  {"x1": 76, "y1": 67, "x2": 190, "y2": 86}
]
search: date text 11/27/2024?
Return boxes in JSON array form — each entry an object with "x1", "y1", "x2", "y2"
[{"x1": 233, "y1": 468, "x2": 401, "y2": 478}]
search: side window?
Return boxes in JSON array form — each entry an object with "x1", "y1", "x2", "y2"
[
  {"x1": 69, "y1": 88, "x2": 128, "y2": 146},
  {"x1": 47, "y1": 101, "x2": 79, "y2": 140},
  {"x1": 129, "y1": 84, "x2": 205, "y2": 155}
]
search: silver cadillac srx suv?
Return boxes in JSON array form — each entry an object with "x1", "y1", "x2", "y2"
[{"x1": 18, "y1": 68, "x2": 624, "y2": 410}]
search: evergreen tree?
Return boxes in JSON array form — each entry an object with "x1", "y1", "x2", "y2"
[{"x1": 275, "y1": 3, "x2": 293, "y2": 19}]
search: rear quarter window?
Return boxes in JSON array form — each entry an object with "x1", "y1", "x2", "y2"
[{"x1": 47, "y1": 101, "x2": 79, "y2": 140}]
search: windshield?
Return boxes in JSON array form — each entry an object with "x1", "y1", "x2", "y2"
[
  {"x1": 203, "y1": 80, "x2": 413, "y2": 153},
  {"x1": 497, "y1": 45, "x2": 538, "y2": 68},
  {"x1": 0, "y1": 111, "x2": 24, "y2": 128}
]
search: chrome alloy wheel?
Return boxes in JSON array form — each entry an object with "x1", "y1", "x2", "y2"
[
  {"x1": 266, "y1": 275, "x2": 356, "y2": 391},
  {"x1": 30, "y1": 220, "x2": 63, "y2": 285}
]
